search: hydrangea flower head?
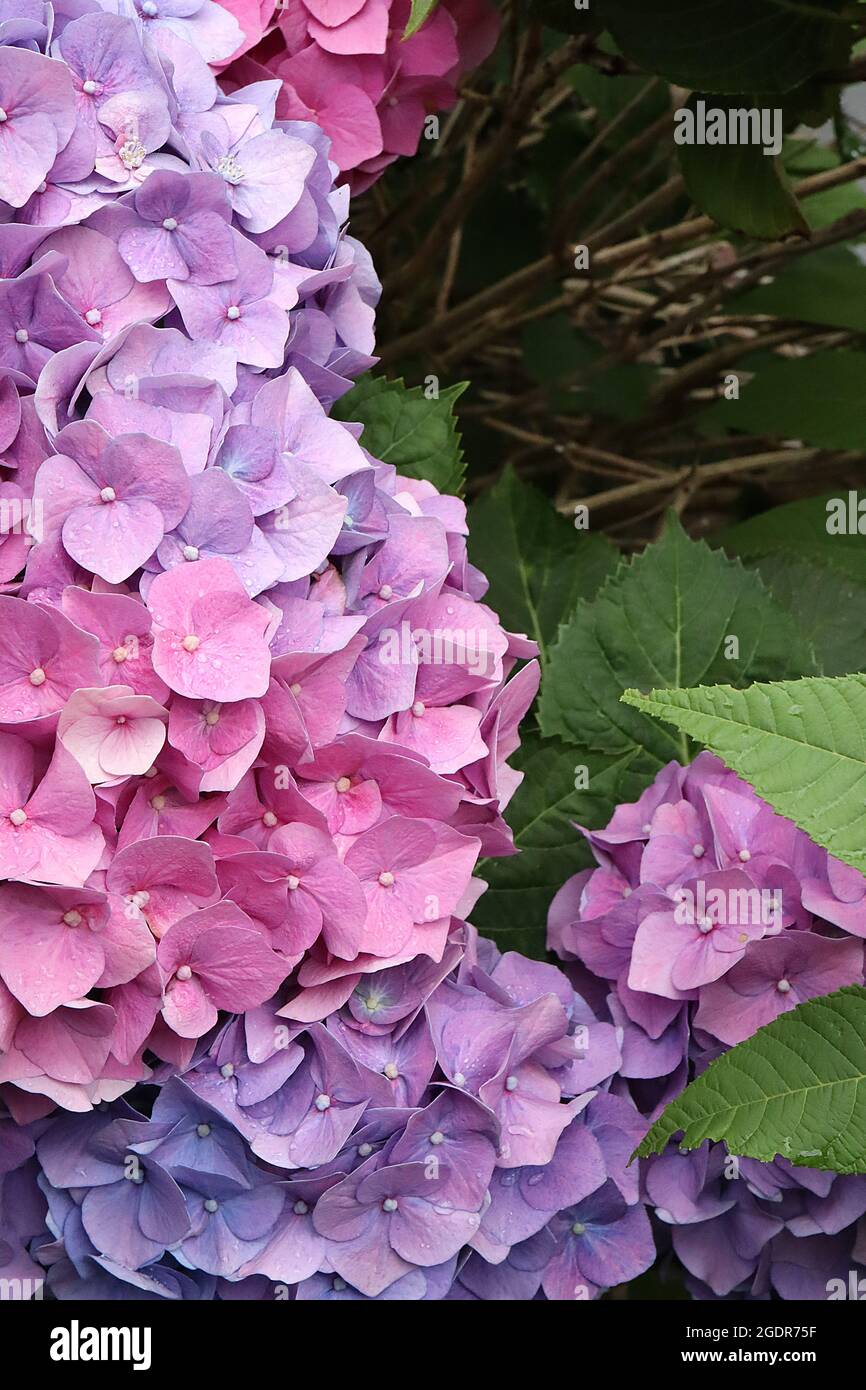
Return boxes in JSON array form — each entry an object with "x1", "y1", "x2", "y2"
[
  {"x1": 5, "y1": 933, "x2": 655, "y2": 1299},
  {"x1": 549, "y1": 753, "x2": 866, "y2": 1299}
]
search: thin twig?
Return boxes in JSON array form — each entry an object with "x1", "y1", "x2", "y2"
[
  {"x1": 558, "y1": 448, "x2": 853, "y2": 516},
  {"x1": 559, "y1": 442, "x2": 670, "y2": 480}
]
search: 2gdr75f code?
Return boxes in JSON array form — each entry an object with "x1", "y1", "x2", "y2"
[
  {"x1": 750, "y1": 1328, "x2": 817, "y2": 1340},
  {"x1": 688, "y1": 1327, "x2": 817, "y2": 1342}
]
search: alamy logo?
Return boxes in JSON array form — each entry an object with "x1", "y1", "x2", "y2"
[
  {"x1": 49, "y1": 1321, "x2": 152, "y2": 1372},
  {"x1": 378, "y1": 620, "x2": 496, "y2": 678},
  {"x1": 826, "y1": 492, "x2": 866, "y2": 535},
  {"x1": 0, "y1": 495, "x2": 43, "y2": 542},
  {"x1": 827, "y1": 1271, "x2": 866, "y2": 1300},
  {"x1": 673, "y1": 881, "x2": 782, "y2": 929},
  {"x1": 0, "y1": 1276, "x2": 43, "y2": 1299},
  {"x1": 674, "y1": 100, "x2": 783, "y2": 157}
]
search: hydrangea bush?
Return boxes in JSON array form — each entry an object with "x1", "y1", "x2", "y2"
[
  {"x1": 0, "y1": 0, "x2": 654, "y2": 1304},
  {"x1": 549, "y1": 753, "x2": 866, "y2": 1299},
  {"x1": 3, "y1": 0, "x2": 863, "y2": 1311}
]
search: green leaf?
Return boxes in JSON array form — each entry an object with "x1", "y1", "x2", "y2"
[
  {"x1": 595, "y1": 0, "x2": 849, "y2": 94},
  {"x1": 538, "y1": 515, "x2": 816, "y2": 768},
  {"x1": 700, "y1": 350, "x2": 866, "y2": 451},
  {"x1": 473, "y1": 738, "x2": 647, "y2": 957},
  {"x1": 403, "y1": 0, "x2": 439, "y2": 39},
  {"x1": 676, "y1": 96, "x2": 807, "y2": 239},
  {"x1": 784, "y1": 140, "x2": 866, "y2": 229},
  {"x1": 721, "y1": 492, "x2": 866, "y2": 586},
  {"x1": 331, "y1": 376, "x2": 468, "y2": 495},
  {"x1": 468, "y1": 466, "x2": 618, "y2": 656},
  {"x1": 748, "y1": 554, "x2": 866, "y2": 676},
  {"x1": 622, "y1": 673, "x2": 866, "y2": 873},
  {"x1": 733, "y1": 246, "x2": 866, "y2": 332},
  {"x1": 802, "y1": 175, "x2": 866, "y2": 231},
  {"x1": 635, "y1": 986, "x2": 866, "y2": 1174}
]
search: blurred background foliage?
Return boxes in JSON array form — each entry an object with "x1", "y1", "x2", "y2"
[{"x1": 355, "y1": 0, "x2": 866, "y2": 549}]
